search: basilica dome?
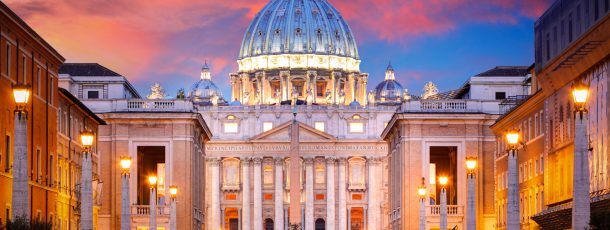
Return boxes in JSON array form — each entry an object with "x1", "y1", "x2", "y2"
[
  {"x1": 237, "y1": 0, "x2": 360, "y2": 73},
  {"x1": 374, "y1": 63, "x2": 404, "y2": 104}
]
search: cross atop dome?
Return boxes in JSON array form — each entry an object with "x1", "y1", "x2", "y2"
[
  {"x1": 200, "y1": 61, "x2": 211, "y2": 80},
  {"x1": 385, "y1": 62, "x2": 395, "y2": 80}
]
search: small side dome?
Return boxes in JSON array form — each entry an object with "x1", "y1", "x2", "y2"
[
  {"x1": 188, "y1": 62, "x2": 226, "y2": 106},
  {"x1": 229, "y1": 100, "x2": 242, "y2": 106},
  {"x1": 373, "y1": 63, "x2": 404, "y2": 105},
  {"x1": 349, "y1": 100, "x2": 361, "y2": 107}
]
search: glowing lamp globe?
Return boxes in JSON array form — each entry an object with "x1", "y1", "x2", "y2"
[
  {"x1": 439, "y1": 176, "x2": 448, "y2": 186},
  {"x1": 120, "y1": 156, "x2": 132, "y2": 170},
  {"x1": 148, "y1": 176, "x2": 158, "y2": 186},
  {"x1": 169, "y1": 185, "x2": 178, "y2": 197},
  {"x1": 80, "y1": 130, "x2": 95, "y2": 148},
  {"x1": 12, "y1": 84, "x2": 30, "y2": 106},
  {"x1": 572, "y1": 81, "x2": 589, "y2": 110},
  {"x1": 466, "y1": 157, "x2": 477, "y2": 171},
  {"x1": 506, "y1": 130, "x2": 520, "y2": 145},
  {"x1": 417, "y1": 186, "x2": 427, "y2": 197}
]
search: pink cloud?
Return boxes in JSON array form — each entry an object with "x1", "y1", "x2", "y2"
[{"x1": 4, "y1": 0, "x2": 552, "y2": 94}]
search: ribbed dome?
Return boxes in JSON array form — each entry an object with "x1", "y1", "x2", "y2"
[{"x1": 239, "y1": 0, "x2": 359, "y2": 60}]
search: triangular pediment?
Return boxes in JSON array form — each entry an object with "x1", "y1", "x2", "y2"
[{"x1": 251, "y1": 121, "x2": 335, "y2": 141}]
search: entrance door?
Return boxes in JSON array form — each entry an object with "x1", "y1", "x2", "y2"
[
  {"x1": 264, "y1": 218, "x2": 274, "y2": 230},
  {"x1": 350, "y1": 207, "x2": 364, "y2": 230},
  {"x1": 229, "y1": 219, "x2": 239, "y2": 230},
  {"x1": 315, "y1": 218, "x2": 325, "y2": 230}
]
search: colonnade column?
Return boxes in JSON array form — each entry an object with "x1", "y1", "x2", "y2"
[
  {"x1": 367, "y1": 157, "x2": 381, "y2": 230},
  {"x1": 253, "y1": 158, "x2": 263, "y2": 230},
  {"x1": 242, "y1": 157, "x2": 251, "y2": 230},
  {"x1": 304, "y1": 158, "x2": 315, "y2": 230},
  {"x1": 338, "y1": 158, "x2": 347, "y2": 230},
  {"x1": 209, "y1": 157, "x2": 221, "y2": 230},
  {"x1": 326, "y1": 157, "x2": 336, "y2": 230},
  {"x1": 275, "y1": 157, "x2": 285, "y2": 230}
]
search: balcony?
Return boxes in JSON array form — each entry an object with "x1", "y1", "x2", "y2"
[
  {"x1": 348, "y1": 182, "x2": 366, "y2": 192},
  {"x1": 423, "y1": 205, "x2": 464, "y2": 229},
  {"x1": 130, "y1": 205, "x2": 170, "y2": 229},
  {"x1": 400, "y1": 100, "x2": 501, "y2": 114},
  {"x1": 81, "y1": 99, "x2": 195, "y2": 113}
]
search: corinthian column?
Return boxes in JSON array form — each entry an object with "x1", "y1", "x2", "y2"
[
  {"x1": 367, "y1": 157, "x2": 381, "y2": 230},
  {"x1": 275, "y1": 157, "x2": 285, "y2": 230},
  {"x1": 304, "y1": 158, "x2": 315, "y2": 230},
  {"x1": 242, "y1": 157, "x2": 251, "y2": 230},
  {"x1": 338, "y1": 158, "x2": 347, "y2": 230},
  {"x1": 253, "y1": 158, "x2": 263, "y2": 230},
  {"x1": 209, "y1": 158, "x2": 221, "y2": 230},
  {"x1": 326, "y1": 157, "x2": 336, "y2": 230}
]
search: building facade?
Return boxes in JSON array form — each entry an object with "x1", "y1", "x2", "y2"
[
  {"x1": 56, "y1": 88, "x2": 106, "y2": 229},
  {"x1": 493, "y1": 0, "x2": 610, "y2": 229},
  {"x1": 0, "y1": 1, "x2": 65, "y2": 226}
]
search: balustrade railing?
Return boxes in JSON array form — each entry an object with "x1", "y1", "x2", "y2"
[
  {"x1": 131, "y1": 205, "x2": 169, "y2": 216},
  {"x1": 426, "y1": 205, "x2": 464, "y2": 216},
  {"x1": 401, "y1": 100, "x2": 501, "y2": 114}
]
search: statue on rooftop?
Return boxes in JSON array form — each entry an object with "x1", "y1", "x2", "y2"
[{"x1": 147, "y1": 82, "x2": 167, "y2": 99}]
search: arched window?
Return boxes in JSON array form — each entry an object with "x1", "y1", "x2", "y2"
[{"x1": 315, "y1": 218, "x2": 325, "y2": 230}]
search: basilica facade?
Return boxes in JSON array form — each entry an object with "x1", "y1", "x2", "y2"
[{"x1": 57, "y1": 0, "x2": 529, "y2": 230}]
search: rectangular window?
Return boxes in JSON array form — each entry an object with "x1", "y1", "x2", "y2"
[
  {"x1": 36, "y1": 67, "x2": 41, "y2": 95},
  {"x1": 495, "y1": 92, "x2": 506, "y2": 100},
  {"x1": 349, "y1": 122, "x2": 364, "y2": 133},
  {"x1": 36, "y1": 149, "x2": 41, "y2": 182},
  {"x1": 314, "y1": 122, "x2": 325, "y2": 132},
  {"x1": 4, "y1": 135, "x2": 9, "y2": 172},
  {"x1": 540, "y1": 156, "x2": 544, "y2": 174},
  {"x1": 568, "y1": 16, "x2": 573, "y2": 42},
  {"x1": 263, "y1": 122, "x2": 273, "y2": 132},
  {"x1": 223, "y1": 122, "x2": 239, "y2": 133},
  {"x1": 49, "y1": 155, "x2": 53, "y2": 186},
  {"x1": 5, "y1": 44, "x2": 10, "y2": 76},
  {"x1": 546, "y1": 33, "x2": 550, "y2": 61},
  {"x1": 50, "y1": 78, "x2": 54, "y2": 102},
  {"x1": 87, "y1": 91, "x2": 99, "y2": 99},
  {"x1": 21, "y1": 56, "x2": 26, "y2": 83}
]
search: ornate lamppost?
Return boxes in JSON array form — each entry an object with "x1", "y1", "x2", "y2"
[
  {"x1": 466, "y1": 156, "x2": 478, "y2": 230},
  {"x1": 11, "y1": 83, "x2": 30, "y2": 219},
  {"x1": 439, "y1": 176, "x2": 448, "y2": 230},
  {"x1": 120, "y1": 156, "x2": 132, "y2": 230},
  {"x1": 148, "y1": 175, "x2": 158, "y2": 230},
  {"x1": 80, "y1": 130, "x2": 95, "y2": 230},
  {"x1": 169, "y1": 185, "x2": 178, "y2": 230},
  {"x1": 505, "y1": 129, "x2": 520, "y2": 230},
  {"x1": 417, "y1": 177, "x2": 427, "y2": 230},
  {"x1": 571, "y1": 80, "x2": 590, "y2": 230}
]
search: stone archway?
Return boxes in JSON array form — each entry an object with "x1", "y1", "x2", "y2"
[
  {"x1": 315, "y1": 218, "x2": 325, "y2": 230},
  {"x1": 264, "y1": 218, "x2": 274, "y2": 230}
]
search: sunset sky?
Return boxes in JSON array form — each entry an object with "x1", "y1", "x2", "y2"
[{"x1": 5, "y1": 0, "x2": 553, "y2": 98}]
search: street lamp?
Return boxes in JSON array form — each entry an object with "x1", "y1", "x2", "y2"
[
  {"x1": 438, "y1": 176, "x2": 448, "y2": 230},
  {"x1": 505, "y1": 129, "x2": 520, "y2": 230},
  {"x1": 120, "y1": 156, "x2": 132, "y2": 230},
  {"x1": 11, "y1": 83, "x2": 30, "y2": 219},
  {"x1": 169, "y1": 185, "x2": 178, "y2": 230},
  {"x1": 417, "y1": 177, "x2": 427, "y2": 230},
  {"x1": 465, "y1": 156, "x2": 478, "y2": 230},
  {"x1": 571, "y1": 80, "x2": 590, "y2": 230},
  {"x1": 80, "y1": 130, "x2": 95, "y2": 230},
  {"x1": 149, "y1": 175, "x2": 158, "y2": 230}
]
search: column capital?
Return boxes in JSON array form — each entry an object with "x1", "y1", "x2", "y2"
[
  {"x1": 336, "y1": 157, "x2": 347, "y2": 165},
  {"x1": 326, "y1": 157, "x2": 336, "y2": 164},
  {"x1": 303, "y1": 157, "x2": 315, "y2": 165},
  {"x1": 252, "y1": 157, "x2": 263, "y2": 165},
  {"x1": 274, "y1": 157, "x2": 285, "y2": 166},
  {"x1": 206, "y1": 157, "x2": 221, "y2": 166},
  {"x1": 367, "y1": 156, "x2": 383, "y2": 165},
  {"x1": 241, "y1": 157, "x2": 251, "y2": 166}
]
